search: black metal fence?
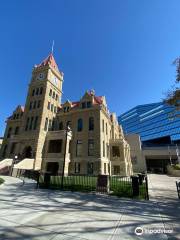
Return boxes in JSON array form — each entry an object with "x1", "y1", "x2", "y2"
[{"x1": 38, "y1": 173, "x2": 149, "y2": 200}]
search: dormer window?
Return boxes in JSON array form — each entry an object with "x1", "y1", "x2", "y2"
[
  {"x1": 87, "y1": 101, "x2": 92, "y2": 108},
  {"x1": 82, "y1": 102, "x2": 86, "y2": 109},
  {"x1": 81, "y1": 101, "x2": 92, "y2": 109}
]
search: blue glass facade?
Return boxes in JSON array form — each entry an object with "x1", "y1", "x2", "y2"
[{"x1": 118, "y1": 102, "x2": 180, "y2": 143}]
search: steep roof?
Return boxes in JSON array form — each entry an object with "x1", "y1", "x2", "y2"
[{"x1": 35, "y1": 53, "x2": 60, "y2": 72}]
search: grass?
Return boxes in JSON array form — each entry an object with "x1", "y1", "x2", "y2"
[
  {"x1": 0, "y1": 178, "x2": 4, "y2": 185},
  {"x1": 39, "y1": 175, "x2": 147, "y2": 199}
]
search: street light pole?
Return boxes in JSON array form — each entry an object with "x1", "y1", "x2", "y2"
[
  {"x1": 11, "y1": 154, "x2": 18, "y2": 176},
  {"x1": 61, "y1": 125, "x2": 70, "y2": 189}
]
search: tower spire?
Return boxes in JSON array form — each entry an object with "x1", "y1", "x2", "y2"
[{"x1": 51, "y1": 40, "x2": 55, "y2": 54}]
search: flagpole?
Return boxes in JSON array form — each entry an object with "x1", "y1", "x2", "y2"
[{"x1": 176, "y1": 144, "x2": 180, "y2": 164}]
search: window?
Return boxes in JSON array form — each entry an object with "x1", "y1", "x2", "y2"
[
  {"x1": 7, "y1": 127, "x2": 12, "y2": 138},
  {"x1": 112, "y1": 146, "x2": 120, "y2": 157},
  {"x1": 77, "y1": 118, "x2": 83, "y2": 132},
  {"x1": 104, "y1": 163, "x2": 106, "y2": 174},
  {"x1": 89, "y1": 117, "x2": 94, "y2": 131},
  {"x1": 29, "y1": 102, "x2": 33, "y2": 110},
  {"x1": 33, "y1": 101, "x2": 36, "y2": 109},
  {"x1": 88, "y1": 139, "x2": 94, "y2": 156},
  {"x1": 67, "y1": 107, "x2": 69, "y2": 112},
  {"x1": 16, "y1": 114, "x2": 19, "y2": 119},
  {"x1": 56, "y1": 94, "x2": 58, "y2": 101},
  {"x1": 29, "y1": 117, "x2": 34, "y2": 130},
  {"x1": 87, "y1": 101, "x2": 92, "y2": 108},
  {"x1": 106, "y1": 123, "x2": 108, "y2": 135},
  {"x1": 82, "y1": 102, "x2": 86, "y2": 109},
  {"x1": 33, "y1": 116, "x2": 38, "y2": 130},
  {"x1": 51, "y1": 104, "x2": 54, "y2": 112},
  {"x1": 47, "y1": 102, "x2": 50, "y2": 110},
  {"x1": 36, "y1": 88, "x2": 39, "y2": 95},
  {"x1": 52, "y1": 91, "x2": 55, "y2": 99},
  {"x1": 75, "y1": 162, "x2": 80, "y2": 173},
  {"x1": 13, "y1": 114, "x2": 16, "y2": 120},
  {"x1": 76, "y1": 140, "x2": 83, "y2": 156},
  {"x1": 32, "y1": 89, "x2": 35, "y2": 96},
  {"x1": 25, "y1": 118, "x2": 30, "y2": 131},
  {"x1": 44, "y1": 118, "x2": 48, "y2": 131},
  {"x1": 48, "y1": 119, "x2": 52, "y2": 130},
  {"x1": 114, "y1": 166, "x2": 120, "y2": 175},
  {"x1": 106, "y1": 144, "x2": 109, "y2": 158},
  {"x1": 54, "y1": 106, "x2": 57, "y2": 113},
  {"x1": 48, "y1": 139, "x2": 62, "y2": 153},
  {"x1": 49, "y1": 89, "x2": 52, "y2": 96},
  {"x1": 2, "y1": 145, "x2": 7, "y2": 158},
  {"x1": 102, "y1": 120, "x2": 104, "y2": 132},
  {"x1": 52, "y1": 118, "x2": 55, "y2": 131},
  {"x1": 40, "y1": 87, "x2": 43, "y2": 95},
  {"x1": 87, "y1": 162, "x2": 94, "y2": 175},
  {"x1": 103, "y1": 141, "x2": 105, "y2": 157},
  {"x1": 14, "y1": 126, "x2": 19, "y2": 135},
  {"x1": 37, "y1": 100, "x2": 41, "y2": 108},
  {"x1": 59, "y1": 122, "x2": 63, "y2": 130},
  {"x1": 63, "y1": 107, "x2": 66, "y2": 113},
  {"x1": 10, "y1": 143, "x2": 17, "y2": 154}
]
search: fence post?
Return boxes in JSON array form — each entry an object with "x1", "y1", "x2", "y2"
[
  {"x1": 131, "y1": 176, "x2": 139, "y2": 197},
  {"x1": 145, "y1": 175, "x2": 149, "y2": 200}
]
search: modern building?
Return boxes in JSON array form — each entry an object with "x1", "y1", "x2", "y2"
[
  {"x1": 0, "y1": 53, "x2": 133, "y2": 176},
  {"x1": 118, "y1": 102, "x2": 180, "y2": 145},
  {"x1": 119, "y1": 103, "x2": 180, "y2": 173}
]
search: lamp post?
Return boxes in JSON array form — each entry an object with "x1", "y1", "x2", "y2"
[
  {"x1": 61, "y1": 125, "x2": 71, "y2": 189},
  {"x1": 11, "y1": 154, "x2": 18, "y2": 176}
]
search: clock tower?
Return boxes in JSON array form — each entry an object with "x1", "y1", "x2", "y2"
[{"x1": 21, "y1": 53, "x2": 63, "y2": 169}]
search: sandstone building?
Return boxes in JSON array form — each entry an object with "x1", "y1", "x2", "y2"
[{"x1": 0, "y1": 54, "x2": 133, "y2": 176}]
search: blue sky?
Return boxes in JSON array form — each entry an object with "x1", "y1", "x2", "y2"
[{"x1": 0, "y1": 0, "x2": 180, "y2": 135}]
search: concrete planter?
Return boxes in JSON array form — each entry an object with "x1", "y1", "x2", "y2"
[{"x1": 167, "y1": 165, "x2": 180, "y2": 177}]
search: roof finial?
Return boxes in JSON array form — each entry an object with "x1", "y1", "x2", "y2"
[{"x1": 51, "y1": 40, "x2": 55, "y2": 54}]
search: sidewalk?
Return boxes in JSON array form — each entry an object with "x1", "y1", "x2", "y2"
[{"x1": 0, "y1": 175, "x2": 179, "y2": 239}]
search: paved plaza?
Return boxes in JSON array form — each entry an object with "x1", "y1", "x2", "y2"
[{"x1": 0, "y1": 174, "x2": 179, "y2": 240}]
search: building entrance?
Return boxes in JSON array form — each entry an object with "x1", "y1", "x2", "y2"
[{"x1": 146, "y1": 158, "x2": 170, "y2": 174}]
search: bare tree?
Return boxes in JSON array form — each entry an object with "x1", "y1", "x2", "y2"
[{"x1": 165, "y1": 58, "x2": 180, "y2": 110}]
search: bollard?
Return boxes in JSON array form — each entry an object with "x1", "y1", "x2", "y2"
[
  {"x1": 131, "y1": 176, "x2": 139, "y2": 197},
  {"x1": 138, "y1": 174, "x2": 143, "y2": 185},
  {"x1": 44, "y1": 173, "x2": 51, "y2": 188}
]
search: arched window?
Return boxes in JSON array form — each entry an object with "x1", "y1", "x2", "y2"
[
  {"x1": 7, "y1": 127, "x2": 12, "y2": 138},
  {"x1": 32, "y1": 89, "x2": 35, "y2": 96},
  {"x1": 89, "y1": 117, "x2": 94, "y2": 131},
  {"x1": 36, "y1": 88, "x2": 39, "y2": 95},
  {"x1": 59, "y1": 122, "x2": 63, "y2": 130},
  {"x1": 40, "y1": 87, "x2": 43, "y2": 94},
  {"x1": 14, "y1": 126, "x2": 19, "y2": 135},
  {"x1": 77, "y1": 118, "x2": 83, "y2": 132}
]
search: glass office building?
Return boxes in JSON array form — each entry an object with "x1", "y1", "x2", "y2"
[{"x1": 118, "y1": 102, "x2": 180, "y2": 144}]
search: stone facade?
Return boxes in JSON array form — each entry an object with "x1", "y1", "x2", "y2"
[{"x1": 0, "y1": 54, "x2": 133, "y2": 176}]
